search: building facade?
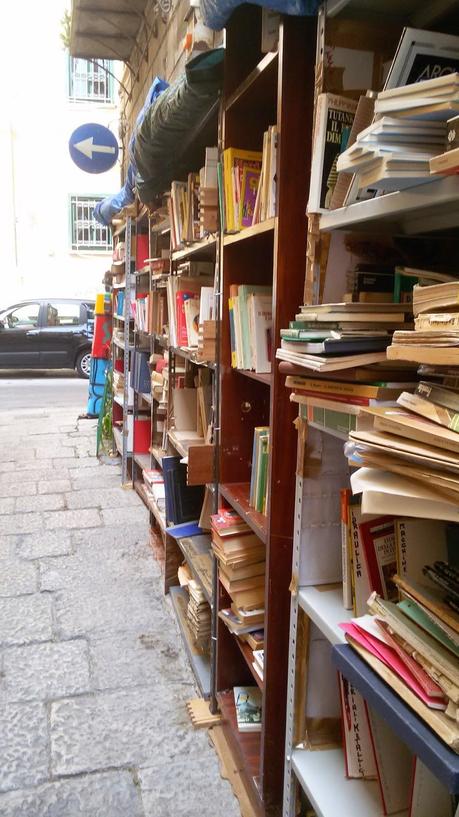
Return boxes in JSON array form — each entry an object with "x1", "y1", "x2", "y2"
[{"x1": 0, "y1": 0, "x2": 120, "y2": 307}]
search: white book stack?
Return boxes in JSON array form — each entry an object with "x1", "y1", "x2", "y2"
[{"x1": 337, "y1": 114, "x2": 445, "y2": 192}]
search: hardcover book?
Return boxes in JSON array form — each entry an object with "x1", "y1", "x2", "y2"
[
  {"x1": 233, "y1": 686, "x2": 262, "y2": 732},
  {"x1": 308, "y1": 93, "x2": 357, "y2": 213}
]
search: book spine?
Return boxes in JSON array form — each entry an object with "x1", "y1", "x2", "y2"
[
  {"x1": 340, "y1": 489, "x2": 353, "y2": 610},
  {"x1": 228, "y1": 298, "x2": 237, "y2": 368}
]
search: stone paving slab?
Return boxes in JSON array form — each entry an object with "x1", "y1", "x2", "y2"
[
  {"x1": 0, "y1": 558, "x2": 37, "y2": 597},
  {"x1": 0, "y1": 770, "x2": 144, "y2": 817},
  {"x1": 1, "y1": 639, "x2": 90, "y2": 702},
  {"x1": 43, "y1": 509, "x2": 101, "y2": 530},
  {"x1": 50, "y1": 684, "x2": 194, "y2": 776},
  {"x1": 0, "y1": 403, "x2": 240, "y2": 817},
  {"x1": 0, "y1": 594, "x2": 53, "y2": 646},
  {"x1": 16, "y1": 531, "x2": 73, "y2": 560},
  {"x1": 0, "y1": 702, "x2": 49, "y2": 793}
]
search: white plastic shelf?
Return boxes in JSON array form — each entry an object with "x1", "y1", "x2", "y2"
[
  {"x1": 292, "y1": 748, "x2": 390, "y2": 817},
  {"x1": 298, "y1": 585, "x2": 352, "y2": 645}
]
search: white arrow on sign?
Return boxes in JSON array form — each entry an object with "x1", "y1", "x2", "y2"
[{"x1": 74, "y1": 136, "x2": 116, "y2": 160}]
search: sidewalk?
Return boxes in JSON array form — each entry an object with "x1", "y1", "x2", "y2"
[{"x1": 0, "y1": 404, "x2": 240, "y2": 817}]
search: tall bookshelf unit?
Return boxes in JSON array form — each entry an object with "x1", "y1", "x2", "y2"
[
  {"x1": 282, "y1": 2, "x2": 459, "y2": 817},
  {"x1": 216, "y1": 11, "x2": 316, "y2": 816}
]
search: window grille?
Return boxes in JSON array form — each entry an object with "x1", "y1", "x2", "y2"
[
  {"x1": 70, "y1": 196, "x2": 112, "y2": 252},
  {"x1": 68, "y1": 58, "x2": 114, "y2": 103}
]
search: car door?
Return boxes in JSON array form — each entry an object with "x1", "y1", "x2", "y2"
[
  {"x1": 0, "y1": 301, "x2": 43, "y2": 367},
  {"x1": 39, "y1": 301, "x2": 86, "y2": 369}
]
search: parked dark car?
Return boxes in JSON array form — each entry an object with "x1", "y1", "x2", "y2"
[{"x1": 0, "y1": 299, "x2": 95, "y2": 378}]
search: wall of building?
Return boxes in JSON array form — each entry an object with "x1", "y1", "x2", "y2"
[
  {"x1": 0, "y1": 0, "x2": 120, "y2": 308},
  {"x1": 118, "y1": 0, "x2": 222, "y2": 177}
]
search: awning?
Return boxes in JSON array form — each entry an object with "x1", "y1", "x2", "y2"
[{"x1": 70, "y1": 0, "x2": 149, "y2": 61}]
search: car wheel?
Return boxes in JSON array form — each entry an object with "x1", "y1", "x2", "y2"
[{"x1": 76, "y1": 349, "x2": 91, "y2": 379}]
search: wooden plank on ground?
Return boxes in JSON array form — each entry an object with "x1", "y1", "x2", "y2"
[{"x1": 187, "y1": 698, "x2": 221, "y2": 729}]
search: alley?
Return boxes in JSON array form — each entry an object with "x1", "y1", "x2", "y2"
[{"x1": 0, "y1": 393, "x2": 240, "y2": 817}]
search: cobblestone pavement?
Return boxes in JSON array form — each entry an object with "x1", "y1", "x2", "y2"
[{"x1": 0, "y1": 404, "x2": 241, "y2": 817}]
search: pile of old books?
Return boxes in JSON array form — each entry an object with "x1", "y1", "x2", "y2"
[
  {"x1": 212, "y1": 509, "x2": 265, "y2": 642},
  {"x1": 187, "y1": 579, "x2": 211, "y2": 649},
  {"x1": 286, "y1": 375, "x2": 415, "y2": 440},
  {"x1": 339, "y1": 578, "x2": 459, "y2": 751},
  {"x1": 388, "y1": 280, "x2": 459, "y2": 367},
  {"x1": 336, "y1": 74, "x2": 459, "y2": 194},
  {"x1": 276, "y1": 301, "x2": 411, "y2": 373},
  {"x1": 337, "y1": 114, "x2": 445, "y2": 192}
]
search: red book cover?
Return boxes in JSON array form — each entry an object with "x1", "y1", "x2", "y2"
[
  {"x1": 175, "y1": 291, "x2": 195, "y2": 347},
  {"x1": 359, "y1": 516, "x2": 397, "y2": 600},
  {"x1": 210, "y1": 508, "x2": 249, "y2": 536}
]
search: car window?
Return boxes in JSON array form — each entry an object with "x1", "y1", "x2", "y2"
[
  {"x1": 47, "y1": 302, "x2": 81, "y2": 327},
  {"x1": 3, "y1": 303, "x2": 40, "y2": 329}
]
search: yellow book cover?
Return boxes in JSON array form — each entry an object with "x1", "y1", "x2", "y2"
[{"x1": 224, "y1": 147, "x2": 262, "y2": 232}]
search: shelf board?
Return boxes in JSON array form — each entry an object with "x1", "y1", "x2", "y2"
[
  {"x1": 113, "y1": 394, "x2": 133, "y2": 410},
  {"x1": 217, "y1": 690, "x2": 261, "y2": 784},
  {"x1": 171, "y1": 235, "x2": 217, "y2": 262},
  {"x1": 225, "y1": 51, "x2": 278, "y2": 113},
  {"x1": 298, "y1": 585, "x2": 351, "y2": 646},
  {"x1": 168, "y1": 429, "x2": 207, "y2": 460},
  {"x1": 219, "y1": 483, "x2": 268, "y2": 545},
  {"x1": 235, "y1": 638, "x2": 263, "y2": 691},
  {"x1": 133, "y1": 452, "x2": 151, "y2": 471},
  {"x1": 333, "y1": 644, "x2": 459, "y2": 793},
  {"x1": 176, "y1": 535, "x2": 213, "y2": 605},
  {"x1": 235, "y1": 369, "x2": 271, "y2": 386},
  {"x1": 223, "y1": 217, "x2": 276, "y2": 247},
  {"x1": 320, "y1": 176, "x2": 459, "y2": 236},
  {"x1": 169, "y1": 585, "x2": 211, "y2": 698},
  {"x1": 140, "y1": 392, "x2": 152, "y2": 405},
  {"x1": 113, "y1": 426, "x2": 132, "y2": 458},
  {"x1": 170, "y1": 346, "x2": 216, "y2": 369},
  {"x1": 292, "y1": 747, "x2": 387, "y2": 817},
  {"x1": 150, "y1": 445, "x2": 169, "y2": 469},
  {"x1": 112, "y1": 336, "x2": 133, "y2": 352},
  {"x1": 113, "y1": 314, "x2": 125, "y2": 322},
  {"x1": 134, "y1": 480, "x2": 167, "y2": 536}
]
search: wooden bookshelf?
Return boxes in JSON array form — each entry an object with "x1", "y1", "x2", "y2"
[
  {"x1": 217, "y1": 11, "x2": 316, "y2": 815},
  {"x1": 223, "y1": 217, "x2": 276, "y2": 246},
  {"x1": 218, "y1": 689, "x2": 262, "y2": 794},
  {"x1": 220, "y1": 483, "x2": 268, "y2": 544},
  {"x1": 235, "y1": 638, "x2": 264, "y2": 691}
]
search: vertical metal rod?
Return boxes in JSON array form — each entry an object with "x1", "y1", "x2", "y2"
[
  {"x1": 122, "y1": 215, "x2": 132, "y2": 485},
  {"x1": 209, "y1": 96, "x2": 223, "y2": 715}
]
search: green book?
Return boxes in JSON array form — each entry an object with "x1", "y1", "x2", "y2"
[
  {"x1": 309, "y1": 405, "x2": 357, "y2": 436},
  {"x1": 257, "y1": 435, "x2": 269, "y2": 514},
  {"x1": 398, "y1": 598, "x2": 459, "y2": 659}
]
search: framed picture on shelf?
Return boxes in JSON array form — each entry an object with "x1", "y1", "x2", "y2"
[{"x1": 384, "y1": 27, "x2": 459, "y2": 89}]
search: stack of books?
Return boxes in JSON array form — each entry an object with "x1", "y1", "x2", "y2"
[
  {"x1": 339, "y1": 585, "x2": 459, "y2": 751},
  {"x1": 229, "y1": 284, "x2": 272, "y2": 373},
  {"x1": 375, "y1": 72, "x2": 459, "y2": 121},
  {"x1": 212, "y1": 509, "x2": 265, "y2": 639},
  {"x1": 388, "y1": 280, "x2": 459, "y2": 366},
  {"x1": 142, "y1": 468, "x2": 166, "y2": 515},
  {"x1": 187, "y1": 579, "x2": 211, "y2": 649},
  {"x1": 221, "y1": 127, "x2": 277, "y2": 233},
  {"x1": 249, "y1": 427, "x2": 270, "y2": 514},
  {"x1": 252, "y1": 649, "x2": 264, "y2": 683},
  {"x1": 276, "y1": 302, "x2": 411, "y2": 373},
  {"x1": 337, "y1": 114, "x2": 445, "y2": 192},
  {"x1": 286, "y1": 375, "x2": 414, "y2": 441}
]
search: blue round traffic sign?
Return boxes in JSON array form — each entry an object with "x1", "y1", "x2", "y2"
[{"x1": 69, "y1": 122, "x2": 119, "y2": 174}]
